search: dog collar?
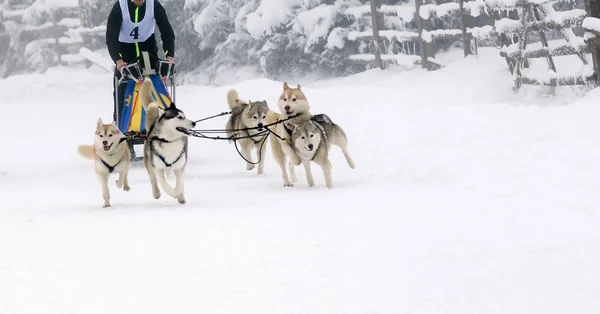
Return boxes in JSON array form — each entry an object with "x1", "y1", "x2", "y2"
[{"x1": 149, "y1": 136, "x2": 172, "y2": 143}]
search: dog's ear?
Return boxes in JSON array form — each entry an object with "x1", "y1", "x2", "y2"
[
  {"x1": 168, "y1": 102, "x2": 177, "y2": 110},
  {"x1": 297, "y1": 84, "x2": 301, "y2": 90},
  {"x1": 96, "y1": 118, "x2": 103, "y2": 130},
  {"x1": 283, "y1": 82, "x2": 289, "y2": 90}
]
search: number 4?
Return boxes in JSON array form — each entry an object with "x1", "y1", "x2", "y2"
[{"x1": 130, "y1": 26, "x2": 139, "y2": 40}]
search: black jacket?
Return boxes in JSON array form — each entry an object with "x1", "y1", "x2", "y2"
[{"x1": 105, "y1": 0, "x2": 175, "y2": 64}]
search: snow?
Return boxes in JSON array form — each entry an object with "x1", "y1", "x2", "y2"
[
  {"x1": 345, "y1": 5, "x2": 371, "y2": 19},
  {"x1": 193, "y1": 3, "x2": 229, "y2": 37},
  {"x1": 348, "y1": 30, "x2": 419, "y2": 42},
  {"x1": 246, "y1": 0, "x2": 304, "y2": 39},
  {"x1": 46, "y1": 0, "x2": 78, "y2": 7},
  {"x1": 583, "y1": 17, "x2": 600, "y2": 33},
  {"x1": 292, "y1": 4, "x2": 337, "y2": 52},
  {"x1": 58, "y1": 17, "x2": 81, "y2": 28},
  {"x1": 469, "y1": 25, "x2": 495, "y2": 40},
  {"x1": 24, "y1": 38, "x2": 56, "y2": 57},
  {"x1": 495, "y1": 17, "x2": 521, "y2": 35},
  {"x1": 326, "y1": 27, "x2": 348, "y2": 50},
  {"x1": 394, "y1": 5, "x2": 415, "y2": 22},
  {"x1": 79, "y1": 47, "x2": 114, "y2": 72},
  {"x1": 1, "y1": 47, "x2": 600, "y2": 314},
  {"x1": 544, "y1": 9, "x2": 587, "y2": 25},
  {"x1": 464, "y1": 0, "x2": 486, "y2": 17}
]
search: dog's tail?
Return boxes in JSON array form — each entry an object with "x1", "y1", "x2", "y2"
[
  {"x1": 139, "y1": 78, "x2": 162, "y2": 132},
  {"x1": 227, "y1": 89, "x2": 248, "y2": 110},
  {"x1": 331, "y1": 125, "x2": 356, "y2": 169},
  {"x1": 140, "y1": 78, "x2": 155, "y2": 112},
  {"x1": 77, "y1": 145, "x2": 95, "y2": 160}
]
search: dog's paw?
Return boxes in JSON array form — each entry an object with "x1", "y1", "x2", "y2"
[
  {"x1": 103, "y1": 203, "x2": 111, "y2": 208},
  {"x1": 177, "y1": 195, "x2": 186, "y2": 204},
  {"x1": 123, "y1": 185, "x2": 131, "y2": 192},
  {"x1": 257, "y1": 171, "x2": 265, "y2": 177},
  {"x1": 308, "y1": 180, "x2": 315, "y2": 187},
  {"x1": 283, "y1": 182, "x2": 294, "y2": 187},
  {"x1": 153, "y1": 190, "x2": 161, "y2": 199},
  {"x1": 246, "y1": 164, "x2": 255, "y2": 171}
]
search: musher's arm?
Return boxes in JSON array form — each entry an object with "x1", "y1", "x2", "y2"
[
  {"x1": 154, "y1": 0, "x2": 175, "y2": 59},
  {"x1": 106, "y1": 2, "x2": 123, "y2": 63}
]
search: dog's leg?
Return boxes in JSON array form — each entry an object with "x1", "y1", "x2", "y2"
[
  {"x1": 271, "y1": 137, "x2": 293, "y2": 187},
  {"x1": 116, "y1": 170, "x2": 131, "y2": 191},
  {"x1": 145, "y1": 158, "x2": 161, "y2": 199},
  {"x1": 257, "y1": 138, "x2": 267, "y2": 176},
  {"x1": 316, "y1": 159, "x2": 333, "y2": 189},
  {"x1": 173, "y1": 168, "x2": 186, "y2": 204},
  {"x1": 332, "y1": 129, "x2": 355, "y2": 169},
  {"x1": 288, "y1": 160, "x2": 297, "y2": 183},
  {"x1": 281, "y1": 142, "x2": 301, "y2": 165},
  {"x1": 97, "y1": 172, "x2": 111, "y2": 208},
  {"x1": 155, "y1": 168, "x2": 178, "y2": 198},
  {"x1": 242, "y1": 142, "x2": 255, "y2": 171},
  {"x1": 303, "y1": 160, "x2": 315, "y2": 187}
]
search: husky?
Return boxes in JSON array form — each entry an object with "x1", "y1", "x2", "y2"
[
  {"x1": 139, "y1": 78, "x2": 196, "y2": 204},
  {"x1": 226, "y1": 89, "x2": 270, "y2": 175},
  {"x1": 265, "y1": 82, "x2": 313, "y2": 187},
  {"x1": 291, "y1": 114, "x2": 355, "y2": 188},
  {"x1": 77, "y1": 118, "x2": 131, "y2": 208}
]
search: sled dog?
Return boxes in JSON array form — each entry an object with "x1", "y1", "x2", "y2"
[
  {"x1": 139, "y1": 78, "x2": 196, "y2": 204},
  {"x1": 226, "y1": 89, "x2": 270, "y2": 175},
  {"x1": 265, "y1": 82, "x2": 313, "y2": 187},
  {"x1": 291, "y1": 115, "x2": 355, "y2": 188},
  {"x1": 77, "y1": 118, "x2": 131, "y2": 208}
]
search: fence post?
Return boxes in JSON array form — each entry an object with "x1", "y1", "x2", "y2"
[
  {"x1": 370, "y1": 0, "x2": 385, "y2": 70},
  {"x1": 415, "y1": 0, "x2": 428, "y2": 68},
  {"x1": 459, "y1": 0, "x2": 472, "y2": 57},
  {"x1": 586, "y1": 0, "x2": 600, "y2": 84}
]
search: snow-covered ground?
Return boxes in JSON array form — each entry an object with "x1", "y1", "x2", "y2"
[{"x1": 1, "y1": 48, "x2": 599, "y2": 313}]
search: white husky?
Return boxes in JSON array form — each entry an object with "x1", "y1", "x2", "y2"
[
  {"x1": 77, "y1": 119, "x2": 131, "y2": 208},
  {"x1": 139, "y1": 78, "x2": 196, "y2": 204}
]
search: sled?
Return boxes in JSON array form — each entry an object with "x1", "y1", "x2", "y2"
[{"x1": 113, "y1": 51, "x2": 175, "y2": 161}]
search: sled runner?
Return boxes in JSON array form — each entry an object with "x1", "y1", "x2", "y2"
[{"x1": 113, "y1": 51, "x2": 175, "y2": 161}]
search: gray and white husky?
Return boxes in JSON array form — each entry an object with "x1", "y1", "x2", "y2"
[
  {"x1": 139, "y1": 78, "x2": 196, "y2": 204},
  {"x1": 291, "y1": 114, "x2": 355, "y2": 188},
  {"x1": 226, "y1": 89, "x2": 270, "y2": 175}
]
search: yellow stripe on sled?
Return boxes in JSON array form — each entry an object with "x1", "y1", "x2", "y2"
[
  {"x1": 128, "y1": 82, "x2": 143, "y2": 133},
  {"x1": 127, "y1": 79, "x2": 169, "y2": 133}
]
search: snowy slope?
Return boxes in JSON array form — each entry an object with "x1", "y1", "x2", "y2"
[{"x1": 1, "y1": 48, "x2": 599, "y2": 314}]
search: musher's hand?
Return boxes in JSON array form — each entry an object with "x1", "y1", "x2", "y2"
[
  {"x1": 116, "y1": 59, "x2": 127, "y2": 71},
  {"x1": 166, "y1": 56, "x2": 174, "y2": 63}
]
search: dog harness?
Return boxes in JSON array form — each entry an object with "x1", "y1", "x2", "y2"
[
  {"x1": 283, "y1": 123, "x2": 293, "y2": 136},
  {"x1": 245, "y1": 129, "x2": 264, "y2": 144},
  {"x1": 156, "y1": 150, "x2": 185, "y2": 167},
  {"x1": 118, "y1": 0, "x2": 155, "y2": 44},
  {"x1": 99, "y1": 158, "x2": 122, "y2": 174}
]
